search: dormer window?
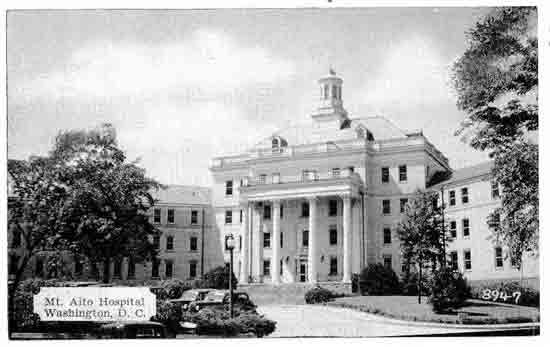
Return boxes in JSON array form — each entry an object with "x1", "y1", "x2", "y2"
[{"x1": 271, "y1": 136, "x2": 287, "y2": 153}]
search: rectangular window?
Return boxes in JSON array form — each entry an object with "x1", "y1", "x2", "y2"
[
  {"x1": 153, "y1": 208, "x2": 161, "y2": 224},
  {"x1": 263, "y1": 260, "x2": 271, "y2": 276},
  {"x1": 450, "y1": 221, "x2": 457, "y2": 238},
  {"x1": 166, "y1": 235, "x2": 174, "y2": 250},
  {"x1": 263, "y1": 232, "x2": 271, "y2": 248},
  {"x1": 399, "y1": 165, "x2": 407, "y2": 182},
  {"x1": 189, "y1": 262, "x2": 197, "y2": 278},
  {"x1": 464, "y1": 250, "x2": 472, "y2": 270},
  {"x1": 450, "y1": 251, "x2": 458, "y2": 270},
  {"x1": 259, "y1": 174, "x2": 267, "y2": 184},
  {"x1": 225, "y1": 180, "x2": 233, "y2": 196},
  {"x1": 264, "y1": 204, "x2": 271, "y2": 220},
  {"x1": 383, "y1": 255, "x2": 392, "y2": 269},
  {"x1": 167, "y1": 209, "x2": 175, "y2": 224},
  {"x1": 491, "y1": 181, "x2": 500, "y2": 199},
  {"x1": 280, "y1": 232, "x2": 283, "y2": 248},
  {"x1": 165, "y1": 260, "x2": 173, "y2": 278},
  {"x1": 381, "y1": 167, "x2": 390, "y2": 183},
  {"x1": 329, "y1": 199, "x2": 338, "y2": 216},
  {"x1": 462, "y1": 218, "x2": 470, "y2": 237},
  {"x1": 331, "y1": 168, "x2": 341, "y2": 178},
  {"x1": 75, "y1": 260, "x2": 83, "y2": 276},
  {"x1": 272, "y1": 172, "x2": 280, "y2": 184},
  {"x1": 383, "y1": 227, "x2": 392, "y2": 244},
  {"x1": 225, "y1": 210, "x2": 233, "y2": 224},
  {"x1": 153, "y1": 235, "x2": 160, "y2": 249},
  {"x1": 301, "y1": 202, "x2": 310, "y2": 217},
  {"x1": 495, "y1": 247, "x2": 503, "y2": 268},
  {"x1": 382, "y1": 199, "x2": 391, "y2": 214},
  {"x1": 280, "y1": 204, "x2": 284, "y2": 219},
  {"x1": 490, "y1": 213, "x2": 500, "y2": 229},
  {"x1": 280, "y1": 259, "x2": 283, "y2": 276},
  {"x1": 239, "y1": 209, "x2": 243, "y2": 223},
  {"x1": 302, "y1": 230, "x2": 309, "y2": 247},
  {"x1": 400, "y1": 198, "x2": 408, "y2": 213},
  {"x1": 127, "y1": 258, "x2": 135, "y2": 279},
  {"x1": 191, "y1": 210, "x2": 198, "y2": 225},
  {"x1": 151, "y1": 259, "x2": 160, "y2": 278},
  {"x1": 461, "y1": 187, "x2": 469, "y2": 204},
  {"x1": 449, "y1": 190, "x2": 456, "y2": 206},
  {"x1": 190, "y1": 236, "x2": 198, "y2": 251},
  {"x1": 330, "y1": 257, "x2": 338, "y2": 275},
  {"x1": 329, "y1": 226, "x2": 338, "y2": 245}
]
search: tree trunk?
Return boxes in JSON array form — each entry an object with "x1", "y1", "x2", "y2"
[
  {"x1": 417, "y1": 259, "x2": 422, "y2": 304},
  {"x1": 103, "y1": 258, "x2": 111, "y2": 284}
]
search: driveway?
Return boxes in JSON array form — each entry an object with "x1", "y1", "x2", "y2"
[{"x1": 257, "y1": 304, "x2": 531, "y2": 337}]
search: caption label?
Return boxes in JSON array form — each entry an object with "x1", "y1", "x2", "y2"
[{"x1": 33, "y1": 287, "x2": 156, "y2": 321}]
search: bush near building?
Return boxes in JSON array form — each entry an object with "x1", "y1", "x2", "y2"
[
  {"x1": 179, "y1": 307, "x2": 276, "y2": 337},
  {"x1": 201, "y1": 264, "x2": 238, "y2": 290},
  {"x1": 359, "y1": 263, "x2": 401, "y2": 295},
  {"x1": 428, "y1": 268, "x2": 470, "y2": 313},
  {"x1": 304, "y1": 286, "x2": 336, "y2": 304}
]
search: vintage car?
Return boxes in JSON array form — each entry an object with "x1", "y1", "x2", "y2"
[
  {"x1": 95, "y1": 321, "x2": 168, "y2": 339},
  {"x1": 168, "y1": 288, "x2": 214, "y2": 311},
  {"x1": 188, "y1": 290, "x2": 255, "y2": 312}
]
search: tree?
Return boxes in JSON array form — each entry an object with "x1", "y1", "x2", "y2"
[
  {"x1": 8, "y1": 157, "x2": 71, "y2": 330},
  {"x1": 49, "y1": 124, "x2": 162, "y2": 283},
  {"x1": 396, "y1": 189, "x2": 448, "y2": 303},
  {"x1": 452, "y1": 7, "x2": 538, "y2": 267}
]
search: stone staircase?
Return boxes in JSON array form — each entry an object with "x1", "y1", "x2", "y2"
[{"x1": 238, "y1": 283, "x2": 315, "y2": 306}]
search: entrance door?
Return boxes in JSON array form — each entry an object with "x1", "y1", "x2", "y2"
[{"x1": 299, "y1": 261, "x2": 307, "y2": 282}]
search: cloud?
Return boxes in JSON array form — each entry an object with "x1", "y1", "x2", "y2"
[
  {"x1": 349, "y1": 35, "x2": 455, "y2": 113},
  {"x1": 17, "y1": 29, "x2": 295, "y2": 99}
]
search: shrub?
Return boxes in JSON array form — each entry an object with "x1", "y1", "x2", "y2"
[
  {"x1": 304, "y1": 286, "x2": 335, "y2": 304},
  {"x1": 470, "y1": 281, "x2": 539, "y2": 307},
  {"x1": 202, "y1": 264, "x2": 238, "y2": 289},
  {"x1": 181, "y1": 308, "x2": 275, "y2": 337},
  {"x1": 151, "y1": 299, "x2": 182, "y2": 334},
  {"x1": 10, "y1": 279, "x2": 63, "y2": 332},
  {"x1": 429, "y1": 268, "x2": 470, "y2": 313},
  {"x1": 234, "y1": 312, "x2": 276, "y2": 337},
  {"x1": 359, "y1": 263, "x2": 401, "y2": 295}
]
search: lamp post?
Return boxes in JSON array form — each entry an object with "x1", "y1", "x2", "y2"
[{"x1": 225, "y1": 234, "x2": 236, "y2": 318}]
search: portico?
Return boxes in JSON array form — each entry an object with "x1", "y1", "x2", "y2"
[{"x1": 238, "y1": 170, "x2": 364, "y2": 285}]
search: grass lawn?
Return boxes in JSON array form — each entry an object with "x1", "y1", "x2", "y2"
[{"x1": 329, "y1": 296, "x2": 539, "y2": 325}]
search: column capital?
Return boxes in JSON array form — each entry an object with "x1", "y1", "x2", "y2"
[
  {"x1": 271, "y1": 198, "x2": 281, "y2": 205},
  {"x1": 307, "y1": 196, "x2": 318, "y2": 203},
  {"x1": 340, "y1": 193, "x2": 351, "y2": 201}
]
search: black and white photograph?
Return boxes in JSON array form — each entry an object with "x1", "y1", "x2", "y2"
[{"x1": 3, "y1": 1, "x2": 544, "y2": 340}]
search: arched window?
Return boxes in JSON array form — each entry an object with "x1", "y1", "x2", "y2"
[
  {"x1": 272, "y1": 138, "x2": 279, "y2": 149},
  {"x1": 332, "y1": 85, "x2": 338, "y2": 99},
  {"x1": 323, "y1": 85, "x2": 329, "y2": 100}
]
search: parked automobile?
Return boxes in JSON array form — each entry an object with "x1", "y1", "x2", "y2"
[
  {"x1": 95, "y1": 321, "x2": 168, "y2": 339},
  {"x1": 188, "y1": 290, "x2": 255, "y2": 312},
  {"x1": 168, "y1": 288, "x2": 214, "y2": 311}
]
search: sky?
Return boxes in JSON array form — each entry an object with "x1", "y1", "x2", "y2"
[{"x1": 8, "y1": 7, "x2": 495, "y2": 186}]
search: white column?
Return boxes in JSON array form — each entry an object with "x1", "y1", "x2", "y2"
[
  {"x1": 271, "y1": 200, "x2": 281, "y2": 284},
  {"x1": 239, "y1": 202, "x2": 249, "y2": 284},
  {"x1": 308, "y1": 197, "x2": 318, "y2": 284},
  {"x1": 342, "y1": 195, "x2": 352, "y2": 283}
]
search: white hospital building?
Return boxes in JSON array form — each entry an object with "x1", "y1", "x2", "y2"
[{"x1": 209, "y1": 71, "x2": 539, "y2": 289}]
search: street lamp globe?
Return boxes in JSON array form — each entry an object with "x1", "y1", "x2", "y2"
[{"x1": 226, "y1": 234, "x2": 236, "y2": 250}]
